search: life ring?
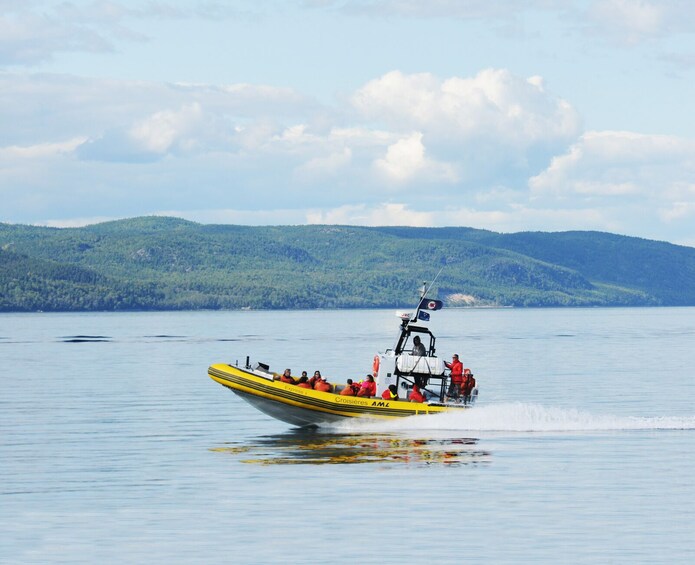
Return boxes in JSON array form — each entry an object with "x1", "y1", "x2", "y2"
[{"x1": 372, "y1": 355, "x2": 380, "y2": 377}]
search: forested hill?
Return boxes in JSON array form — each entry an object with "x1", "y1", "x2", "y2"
[{"x1": 1, "y1": 217, "x2": 694, "y2": 311}]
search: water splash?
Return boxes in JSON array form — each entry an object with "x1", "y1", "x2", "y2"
[{"x1": 329, "y1": 403, "x2": 695, "y2": 433}]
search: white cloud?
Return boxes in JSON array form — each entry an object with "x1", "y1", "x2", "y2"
[
  {"x1": 373, "y1": 132, "x2": 458, "y2": 184},
  {"x1": 353, "y1": 69, "x2": 580, "y2": 145},
  {"x1": 153, "y1": 207, "x2": 312, "y2": 226},
  {"x1": 527, "y1": 130, "x2": 695, "y2": 241},
  {"x1": 316, "y1": 0, "x2": 543, "y2": 20},
  {"x1": 0, "y1": 137, "x2": 86, "y2": 159},
  {"x1": 352, "y1": 69, "x2": 581, "y2": 189},
  {"x1": 2, "y1": 68, "x2": 695, "y2": 245},
  {"x1": 0, "y1": 1, "x2": 252, "y2": 66},
  {"x1": 530, "y1": 131, "x2": 695, "y2": 201},
  {"x1": 306, "y1": 203, "x2": 435, "y2": 226},
  {"x1": 583, "y1": 0, "x2": 695, "y2": 45},
  {"x1": 295, "y1": 147, "x2": 352, "y2": 180},
  {"x1": 658, "y1": 200, "x2": 695, "y2": 222},
  {"x1": 76, "y1": 102, "x2": 212, "y2": 162},
  {"x1": 39, "y1": 215, "x2": 119, "y2": 228},
  {"x1": 304, "y1": 202, "x2": 616, "y2": 234},
  {"x1": 4, "y1": 1, "x2": 695, "y2": 73},
  {"x1": 588, "y1": 0, "x2": 664, "y2": 43},
  {"x1": 129, "y1": 102, "x2": 204, "y2": 154},
  {"x1": 0, "y1": 2, "x2": 138, "y2": 65}
]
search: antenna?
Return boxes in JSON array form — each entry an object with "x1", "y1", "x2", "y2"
[
  {"x1": 413, "y1": 266, "x2": 446, "y2": 321},
  {"x1": 422, "y1": 265, "x2": 445, "y2": 297}
]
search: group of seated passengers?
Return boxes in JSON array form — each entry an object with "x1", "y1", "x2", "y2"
[
  {"x1": 280, "y1": 369, "x2": 427, "y2": 403},
  {"x1": 338, "y1": 374, "x2": 377, "y2": 397},
  {"x1": 339, "y1": 377, "x2": 424, "y2": 403},
  {"x1": 279, "y1": 369, "x2": 332, "y2": 392}
]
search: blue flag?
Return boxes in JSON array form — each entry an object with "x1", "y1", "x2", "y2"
[
  {"x1": 419, "y1": 298, "x2": 443, "y2": 311},
  {"x1": 418, "y1": 311, "x2": 431, "y2": 322}
]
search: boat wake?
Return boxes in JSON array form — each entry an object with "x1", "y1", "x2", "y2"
[{"x1": 329, "y1": 403, "x2": 695, "y2": 434}]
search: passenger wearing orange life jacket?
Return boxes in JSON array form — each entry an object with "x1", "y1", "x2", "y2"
[
  {"x1": 314, "y1": 376, "x2": 332, "y2": 393},
  {"x1": 340, "y1": 379, "x2": 359, "y2": 396},
  {"x1": 296, "y1": 376, "x2": 312, "y2": 388},
  {"x1": 461, "y1": 369, "x2": 476, "y2": 401},
  {"x1": 357, "y1": 375, "x2": 377, "y2": 397},
  {"x1": 409, "y1": 385, "x2": 425, "y2": 403},
  {"x1": 381, "y1": 384, "x2": 399, "y2": 400},
  {"x1": 279, "y1": 368, "x2": 296, "y2": 384},
  {"x1": 308, "y1": 370, "x2": 322, "y2": 388}
]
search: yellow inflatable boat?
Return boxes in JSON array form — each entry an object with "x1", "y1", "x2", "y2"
[{"x1": 208, "y1": 284, "x2": 478, "y2": 427}]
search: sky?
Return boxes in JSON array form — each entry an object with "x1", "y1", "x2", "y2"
[{"x1": 2, "y1": 1, "x2": 695, "y2": 246}]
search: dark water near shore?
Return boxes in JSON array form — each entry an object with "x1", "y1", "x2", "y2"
[{"x1": 2, "y1": 308, "x2": 695, "y2": 564}]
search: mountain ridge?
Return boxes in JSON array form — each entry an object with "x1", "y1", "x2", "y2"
[{"x1": 1, "y1": 216, "x2": 693, "y2": 311}]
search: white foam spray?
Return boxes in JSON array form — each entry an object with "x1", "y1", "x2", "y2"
[{"x1": 328, "y1": 403, "x2": 695, "y2": 434}]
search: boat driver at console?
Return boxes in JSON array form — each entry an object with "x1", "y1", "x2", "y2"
[{"x1": 411, "y1": 335, "x2": 426, "y2": 356}]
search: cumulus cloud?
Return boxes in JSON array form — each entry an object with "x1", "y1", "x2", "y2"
[
  {"x1": 530, "y1": 131, "x2": 695, "y2": 200},
  {"x1": 351, "y1": 69, "x2": 581, "y2": 189},
  {"x1": 529, "y1": 130, "x2": 695, "y2": 238},
  {"x1": 2, "y1": 67, "x2": 695, "y2": 244},
  {"x1": 373, "y1": 132, "x2": 458, "y2": 184},
  {"x1": 77, "y1": 103, "x2": 212, "y2": 162},
  {"x1": 353, "y1": 69, "x2": 580, "y2": 145}
]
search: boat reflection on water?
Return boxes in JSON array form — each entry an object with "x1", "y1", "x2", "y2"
[{"x1": 211, "y1": 429, "x2": 491, "y2": 466}]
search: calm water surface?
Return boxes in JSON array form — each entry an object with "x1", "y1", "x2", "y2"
[{"x1": 2, "y1": 308, "x2": 695, "y2": 564}]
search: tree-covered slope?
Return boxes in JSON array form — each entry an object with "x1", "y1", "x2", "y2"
[
  {"x1": 1, "y1": 217, "x2": 692, "y2": 311},
  {"x1": 370, "y1": 227, "x2": 695, "y2": 305},
  {"x1": 0, "y1": 248, "x2": 164, "y2": 311}
]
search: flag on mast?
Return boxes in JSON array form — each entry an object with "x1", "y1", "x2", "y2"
[{"x1": 418, "y1": 297, "x2": 443, "y2": 311}]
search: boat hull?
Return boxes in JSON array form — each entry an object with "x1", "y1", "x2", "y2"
[{"x1": 208, "y1": 363, "x2": 467, "y2": 426}]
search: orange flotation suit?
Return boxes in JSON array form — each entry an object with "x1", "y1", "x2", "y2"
[
  {"x1": 410, "y1": 386, "x2": 425, "y2": 403},
  {"x1": 314, "y1": 380, "x2": 331, "y2": 393}
]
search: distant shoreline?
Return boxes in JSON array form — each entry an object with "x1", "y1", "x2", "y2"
[{"x1": 2, "y1": 216, "x2": 695, "y2": 310}]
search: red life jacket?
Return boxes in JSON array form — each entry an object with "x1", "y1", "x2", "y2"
[
  {"x1": 410, "y1": 387, "x2": 425, "y2": 403},
  {"x1": 462, "y1": 375, "x2": 476, "y2": 395},
  {"x1": 446, "y1": 359, "x2": 464, "y2": 383}
]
